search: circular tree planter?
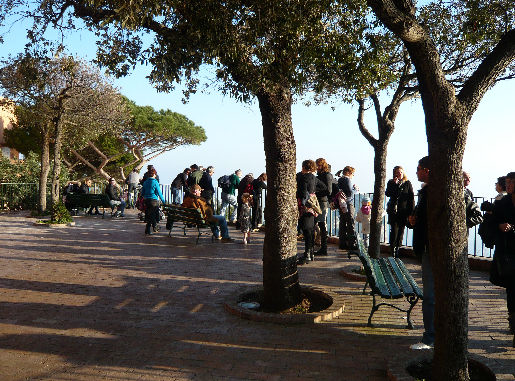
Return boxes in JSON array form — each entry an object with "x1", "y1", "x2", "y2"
[
  {"x1": 225, "y1": 286, "x2": 345, "y2": 324},
  {"x1": 387, "y1": 350, "x2": 496, "y2": 381},
  {"x1": 339, "y1": 265, "x2": 367, "y2": 282}
]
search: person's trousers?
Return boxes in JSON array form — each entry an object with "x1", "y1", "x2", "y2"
[
  {"x1": 316, "y1": 201, "x2": 329, "y2": 249},
  {"x1": 220, "y1": 193, "x2": 238, "y2": 221},
  {"x1": 144, "y1": 199, "x2": 160, "y2": 232},
  {"x1": 507, "y1": 286, "x2": 515, "y2": 314},
  {"x1": 338, "y1": 203, "x2": 357, "y2": 248},
  {"x1": 252, "y1": 197, "x2": 263, "y2": 229},
  {"x1": 210, "y1": 215, "x2": 230, "y2": 239},
  {"x1": 389, "y1": 220, "x2": 405, "y2": 252},
  {"x1": 421, "y1": 251, "x2": 435, "y2": 345},
  {"x1": 299, "y1": 213, "x2": 315, "y2": 254}
]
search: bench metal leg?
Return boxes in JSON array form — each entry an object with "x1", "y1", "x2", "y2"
[
  {"x1": 367, "y1": 293, "x2": 419, "y2": 329},
  {"x1": 196, "y1": 227, "x2": 201, "y2": 245},
  {"x1": 406, "y1": 295, "x2": 419, "y2": 329}
]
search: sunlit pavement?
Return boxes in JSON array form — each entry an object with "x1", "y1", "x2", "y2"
[{"x1": 0, "y1": 210, "x2": 513, "y2": 380}]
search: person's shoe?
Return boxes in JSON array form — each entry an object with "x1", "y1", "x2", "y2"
[
  {"x1": 314, "y1": 247, "x2": 327, "y2": 256},
  {"x1": 119, "y1": 214, "x2": 125, "y2": 218},
  {"x1": 221, "y1": 237, "x2": 235, "y2": 243},
  {"x1": 145, "y1": 230, "x2": 152, "y2": 235},
  {"x1": 410, "y1": 342, "x2": 433, "y2": 350},
  {"x1": 152, "y1": 225, "x2": 160, "y2": 232},
  {"x1": 94, "y1": 211, "x2": 100, "y2": 215},
  {"x1": 243, "y1": 239, "x2": 247, "y2": 245}
]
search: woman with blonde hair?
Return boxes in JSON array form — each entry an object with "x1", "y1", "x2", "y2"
[
  {"x1": 385, "y1": 165, "x2": 414, "y2": 257},
  {"x1": 315, "y1": 158, "x2": 334, "y2": 255}
]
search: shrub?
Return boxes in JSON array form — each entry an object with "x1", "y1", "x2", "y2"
[{"x1": 50, "y1": 202, "x2": 73, "y2": 224}]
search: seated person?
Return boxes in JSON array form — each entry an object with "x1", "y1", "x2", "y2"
[
  {"x1": 79, "y1": 178, "x2": 100, "y2": 215},
  {"x1": 105, "y1": 178, "x2": 126, "y2": 217},
  {"x1": 182, "y1": 184, "x2": 234, "y2": 242}
]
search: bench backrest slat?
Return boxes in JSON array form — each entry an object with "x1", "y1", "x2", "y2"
[
  {"x1": 371, "y1": 260, "x2": 393, "y2": 297},
  {"x1": 386, "y1": 257, "x2": 415, "y2": 296},
  {"x1": 378, "y1": 258, "x2": 403, "y2": 298},
  {"x1": 394, "y1": 258, "x2": 424, "y2": 298},
  {"x1": 163, "y1": 205, "x2": 210, "y2": 227}
]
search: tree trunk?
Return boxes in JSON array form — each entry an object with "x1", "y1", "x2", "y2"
[
  {"x1": 258, "y1": 87, "x2": 301, "y2": 311},
  {"x1": 51, "y1": 119, "x2": 63, "y2": 205},
  {"x1": 368, "y1": 143, "x2": 388, "y2": 258},
  {"x1": 39, "y1": 129, "x2": 51, "y2": 213},
  {"x1": 426, "y1": 115, "x2": 470, "y2": 381}
]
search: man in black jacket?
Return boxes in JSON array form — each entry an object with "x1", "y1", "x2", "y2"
[
  {"x1": 171, "y1": 168, "x2": 191, "y2": 205},
  {"x1": 407, "y1": 156, "x2": 433, "y2": 350},
  {"x1": 105, "y1": 178, "x2": 126, "y2": 217}
]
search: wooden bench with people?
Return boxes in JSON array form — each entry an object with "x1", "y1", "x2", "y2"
[
  {"x1": 356, "y1": 236, "x2": 423, "y2": 329},
  {"x1": 65, "y1": 193, "x2": 113, "y2": 218},
  {"x1": 163, "y1": 204, "x2": 218, "y2": 245}
]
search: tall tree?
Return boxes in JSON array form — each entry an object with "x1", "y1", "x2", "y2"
[
  {"x1": 5, "y1": 0, "x2": 374, "y2": 309},
  {"x1": 0, "y1": 53, "x2": 128, "y2": 211},
  {"x1": 366, "y1": 0, "x2": 515, "y2": 379},
  {"x1": 65, "y1": 100, "x2": 206, "y2": 182}
]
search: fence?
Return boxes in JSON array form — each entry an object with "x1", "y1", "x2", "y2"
[{"x1": 0, "y1": 182, "x2": 493, "y2": 258}]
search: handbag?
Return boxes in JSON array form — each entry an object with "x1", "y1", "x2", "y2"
[{"x1": 306, "y1": 194, "x2": 322, "y2": 215}]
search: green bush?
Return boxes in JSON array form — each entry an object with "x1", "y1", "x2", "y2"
[{"x1": 50, "y1": 202, "x2": 73, "y2": 224}]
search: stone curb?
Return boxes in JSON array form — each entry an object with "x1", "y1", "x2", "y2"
[
  {"x1": 224, "y1": 286, "x2": 345, "y2": 325},
  {"x1": 339, "y1": 265, "x2": 367, "y2": 282},
  {"x1": 386, "y1": 349, "x2": 498, "y2": 380}
]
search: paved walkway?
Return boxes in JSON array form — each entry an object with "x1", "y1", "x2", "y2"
[{"x1": 0, "y1": 210, "x2": 513, "y2": 380}]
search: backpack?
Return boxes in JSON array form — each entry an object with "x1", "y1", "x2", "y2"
[
  {"x1": 218, "y1": 175, "x2": 231, "y2": 193},
  {"x1": 190, "y1": 170, "x2": 203, "y2": 184}
]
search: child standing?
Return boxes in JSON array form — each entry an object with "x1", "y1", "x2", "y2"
[
  {"x1": 355, "y1": 196, "x2": 372, "y2": 248},
  {"x1": 240, "y1": 193, "x2": 253, "y2": 244}
]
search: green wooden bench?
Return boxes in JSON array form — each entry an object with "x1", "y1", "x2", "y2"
[
  {"x1": 65, "y1": 193, "x2": 113, "y2": 218},
  {"x1": 356, "y1": 236, "x2": 423, "y2": 329},
  {"x1": 163, "y1": 204, "x2": 217, "y2": 245}
]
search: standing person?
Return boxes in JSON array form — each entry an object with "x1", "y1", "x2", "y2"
[
  {"x1": 479, "y1": 176, "x2": 507, "y2": 249},
  {"x1": 407, "y1": 156, "x2": 434, "y2": 350},
  {"x1": 463, "y1": 171, "x2": 473, "y2": 200},
  {"x1": 297, "y1": 160, "x2": 325, "y2": 264},
  {"x1": 220, "y1": 169, "x2": 242, "y2": 223},
  {"x1": 127, "y1": 168, "x2": 140, "y2": 208},
  {"x1": 141, "y1": 168, "x2": 165, "y2": 235},
  {"x1": 240, "y1": 193, "x2": 253, "y2": 244},
  {"x1": 314, "y1": 158, "x2": 333, "y2": 255},
  {"x1": 141, "y1": 165, "x2": 159, "y2": 184},
  {"x1": 237, "y1": 173, "x2": 254, "y2": 229},
  {"x1": 385, "y1": 165, "x2": 415, "y2": 257},
  {"x1": 199, "y1": 166, "x2": 215, "y2": 205},
  {"x1": 489, "y1": 171, "x2": 515, "y2": 344},
  {"x1": 187, "y1": 164, "x2": 203, "y2": 193},
  {"x1": 355, "y1": 196, "x2": 372, "y2": 248},
  {"x1": 183, "y1": 184, "x2": 235, "y2": 242},
  {"x1": 105, "y1": 178, "x2": 126, "y2": 217},
  {"x1": 337, "y1": 166, "x2": 359, "y2": 250},
  {"x1": 251, "y1": 173, "x2": 267, "y2": 230},
  {"x1": 171, "y1": 168, "x2": 191, "y2": 205}
]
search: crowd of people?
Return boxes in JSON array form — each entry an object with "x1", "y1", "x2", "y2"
[{"x1": 63, "y1": 159, "x2": 515, "y2": 347}]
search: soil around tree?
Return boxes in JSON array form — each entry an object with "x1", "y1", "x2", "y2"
[
  {"x1": 406, "y1": 357, "x2": 496, "y2": 381},
  {"x1": 238, "y1": 288, "x2": 332, "y2": 314}
]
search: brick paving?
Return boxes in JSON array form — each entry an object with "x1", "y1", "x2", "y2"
[{"x1": 0, "y1": 210, "x2": 513, "y2": 380}]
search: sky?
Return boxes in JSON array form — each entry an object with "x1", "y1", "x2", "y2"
[{"x1": 1, "y1": 12, "x2": 514, "y2": 199}]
